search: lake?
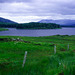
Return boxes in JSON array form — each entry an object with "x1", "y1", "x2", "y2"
[{"x1": 0, "y1": 28, "x2": 75, "y2": 37}]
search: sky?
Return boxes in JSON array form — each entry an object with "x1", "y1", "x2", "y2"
[{"x1": 0, "y1": 0, "x2": 75, "y2": 23}]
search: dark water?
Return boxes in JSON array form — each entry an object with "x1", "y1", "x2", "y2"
[{"x1": 0, "y1": 28, "x2": 75, "y2": 37}]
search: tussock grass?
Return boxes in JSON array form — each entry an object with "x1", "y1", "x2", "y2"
[{"x1": 0, "y1": 35, "x2": 75, "y2": 75}]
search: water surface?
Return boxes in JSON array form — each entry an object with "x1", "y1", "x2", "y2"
[{"x1": 0, "y1": 28, "x2": 75, "y2": 37}]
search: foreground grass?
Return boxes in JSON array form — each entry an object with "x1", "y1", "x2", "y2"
[
  {"x1": 0, "y1": 28, "x2": 8, "y2": 31},
  {"x1": 0, "y1": 35, "x2": 75, "y2": 75}
]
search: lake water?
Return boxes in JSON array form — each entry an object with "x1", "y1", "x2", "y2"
[{"x1": 0, "y1": 28, "x2": 75, "y2": 37}]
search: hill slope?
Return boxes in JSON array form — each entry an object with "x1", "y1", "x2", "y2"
[{"x1": 0, "y1": 17, "x2": 17, "y2": 24}]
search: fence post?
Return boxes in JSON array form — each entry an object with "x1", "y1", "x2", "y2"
[
  {"x1": 22, "y1": 51, "x2": 27, "y2": 68},
  {"x1": 67, "y1": 44, "x2": 69, "y2": 51},
  {"x1": 54, "y1": 45, "x2": 56, "y2": 54}
]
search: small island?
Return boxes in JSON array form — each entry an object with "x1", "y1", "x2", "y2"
[{"x1": 0, "y1": 22, "x2": 61, "y2": 29}]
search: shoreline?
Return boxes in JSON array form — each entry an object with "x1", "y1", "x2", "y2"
[{"x1": 0, "y1": 28, "x2": 8, "y2": 31}]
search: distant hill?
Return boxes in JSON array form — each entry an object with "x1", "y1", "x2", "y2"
[
  {"x1": 39, "y1": 19, "x2": 75, "y2": 27},
  {"x1": 0, "y1": 17, "x2": 17, "y2": 24}
]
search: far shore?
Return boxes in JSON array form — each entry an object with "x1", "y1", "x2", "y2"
[{"x1": 0, "y1": 28, "x2": 8, "y2": 31}]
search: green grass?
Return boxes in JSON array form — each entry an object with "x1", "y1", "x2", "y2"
[
  {"x1": 0, "y1": 35, "x2": 75, "y2": 75},
  {"x1": 0, "y1": 28, "x2": 8, "y2": 31}
]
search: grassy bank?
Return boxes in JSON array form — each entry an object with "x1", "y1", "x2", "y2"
[
  {"x1": 0, "y1": 28, "x2": 8, "y2": 31},
  {"x1": 0, "y1": 35, "x2": 75, "y2": 75}
]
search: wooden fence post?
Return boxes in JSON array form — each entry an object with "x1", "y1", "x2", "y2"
[
  {"x1": 22, "y1": 51, "x2": 27, "y2": 68},
  {"x1": 54, "y1": 45, "x2": 56, "y2": 54}
]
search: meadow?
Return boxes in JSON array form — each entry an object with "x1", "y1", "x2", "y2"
[{"x1": 0, "y1": 35, "x2": 75, "y2": 75}]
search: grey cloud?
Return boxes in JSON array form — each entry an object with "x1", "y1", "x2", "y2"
[
  {"x1": 0, "y1": 0, "x2": 75, "y2": 23},
  {"x1": 1, "y1": 0, "x2": 75, "y2": 16},
  {"x1": 0, "y1": 0, "x2": 32, "y2": 3}
]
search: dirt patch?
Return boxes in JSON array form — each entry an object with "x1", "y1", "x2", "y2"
[
  {"x1": 59, "y1": 72, "x2": 64, "y2": 75},
  {"x1": 0, "y1": 62, "x2": 10, "y2": 68},
  {"x1": 60, "y1": 49, "x2": 66, "y2": 51},
  {"x1": 24, "y1": 41, "x2": 31, "y2": 43},
  {"x1": 34, "y1": 43, "x2": 41, "y2": 46},
  {"x1": 49, "y1": 44, "x2": 55, "y2": 46},
  {"x1": 73, "y1": 50, "x2": 75, "y2": 52}
]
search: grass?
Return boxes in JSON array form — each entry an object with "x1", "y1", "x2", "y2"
[
  {"x1": 0, "y1": 28, "x2": 8, "y2": 31},
  {"x1": 0, "y1": 35, "x2": 75, "y2": 75}
]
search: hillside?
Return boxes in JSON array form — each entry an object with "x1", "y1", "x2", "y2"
[
  {"x1": 0, "y1": 17, "x2": 17, "y2": 24},
  {"x1": 39, "y1": 19, "x2": 75, "y2": 27}
]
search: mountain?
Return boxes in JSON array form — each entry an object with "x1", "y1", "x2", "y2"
[
  {"x1": 0, "y1": 17, "x2": 17, "y2": 24},
  {"x1": 39, "y1": 19, "x2": 75, "y2": 26}
]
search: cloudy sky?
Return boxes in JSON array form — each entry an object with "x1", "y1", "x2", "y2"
[{"x1": 0, "y1": 0, "x2": 75, "y2": 23}]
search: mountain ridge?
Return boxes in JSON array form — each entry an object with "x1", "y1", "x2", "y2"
[
  {"x1": 0, "y1": 17, "x2": 17, "y2": 24},
  {"x1": 39, "y1": 19, "x2": 75, "y2": 26}
]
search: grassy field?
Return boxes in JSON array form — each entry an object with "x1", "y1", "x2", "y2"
[
  {"x1": 0, "y1": 28, "x2": 8, "y2": 31},
  {"x1": 0, "y1": 35, "x2": 75, "y2": 75}
]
